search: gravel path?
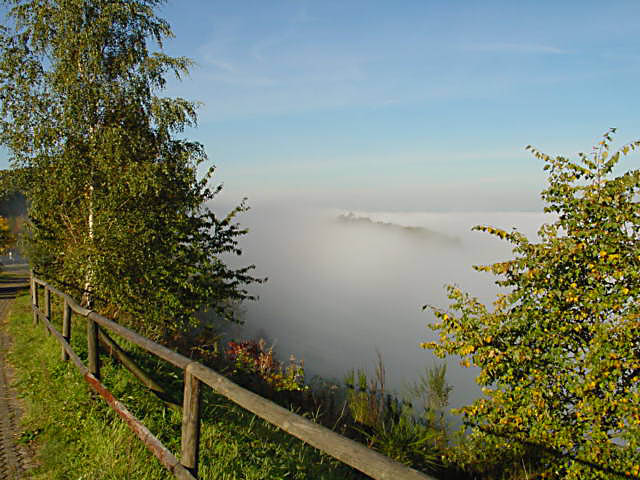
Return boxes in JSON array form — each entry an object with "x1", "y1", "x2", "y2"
[{"x1": 0, "y1": 269, "x2": 36, "y2": 479}]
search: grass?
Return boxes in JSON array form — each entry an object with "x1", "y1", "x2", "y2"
[{"x1": 6, "y1": 288, "x2": 370, "y2": 480}]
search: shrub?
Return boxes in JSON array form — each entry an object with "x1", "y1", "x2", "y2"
[
  {"x1": 424, "y1": 129, "x2": 640, "y2": 479},
  {"x1": 226, "y1": 339, "x2": 306, "y2": 392}
]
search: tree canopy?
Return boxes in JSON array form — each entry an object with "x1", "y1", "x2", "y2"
[
  {"x1": 0, "y1": 0, "x2": 260, "y2": 337},
  {"x1": 424, "y1": 129, "x2": 640, "y2": 479}
]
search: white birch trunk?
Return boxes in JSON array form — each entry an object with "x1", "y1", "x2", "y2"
[
  {"x1": 82, "y1": 113, "x2": 96, "y2": 308},
  {"x1": 82, "y1": 182, "x2": 94, "y2": 308}
]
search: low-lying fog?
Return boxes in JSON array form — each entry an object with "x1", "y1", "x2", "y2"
[{"x1": 219, "y1": 203, "x2": 552, "y2": 415}]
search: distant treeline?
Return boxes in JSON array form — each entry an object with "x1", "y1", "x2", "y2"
[
  {"x1": 337, "y1": 212, "x2": 461, "y2": 246},
  {"x1": 0, "y1": 190, "x2": 26, "y2": 218}
]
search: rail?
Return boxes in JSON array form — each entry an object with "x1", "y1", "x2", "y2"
[{"x1": 29, "y1": 272, "x2": 437, "y2": 480}]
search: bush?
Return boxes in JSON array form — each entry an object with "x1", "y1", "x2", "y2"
[
  {"x1": 424, "y1": 129, "x2": 640, "y2": 479},
  {"x1": 344, "y1": 354, "x2": 448, "y2": 474},
  {"x1": 226, "y1": 339, "x2": 306, "y2": 392}
]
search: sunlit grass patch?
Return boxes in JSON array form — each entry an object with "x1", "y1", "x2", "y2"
[{"x1": 7, "y1": 290, "x2": 366, "y2": 479}]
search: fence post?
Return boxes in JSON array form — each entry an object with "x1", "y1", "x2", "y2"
[
  {"x1": 44, "y1": 287, "x2": 51, "y2": 335},
  {"x1": 181, "y1": 364, "x2": 201, "y2": 477},
  {"x1": 31, "y1": 273, "x2": 39, "y2": 325},
  {"x1": 87, "y1": 316, "x2": 100, "y2": 379},
  {"x1": 61, "y1": 300, "x2": 72, "y2": 361}
]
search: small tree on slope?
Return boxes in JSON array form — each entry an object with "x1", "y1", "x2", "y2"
[
  {"x1": 423, "y1": 129, "x2": 640, "y2": 479},
  {"x1": 0, "y1": 0, "x2": 260, "y2": 338}
]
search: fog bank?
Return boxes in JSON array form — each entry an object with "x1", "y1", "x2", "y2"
[{"x1": 220, "y1": 203, "x2": 552, "y2": 414}]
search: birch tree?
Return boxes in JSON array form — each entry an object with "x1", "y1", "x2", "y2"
[{"x1": 0, "y1": 0, "x2": 259, "y2": 338}]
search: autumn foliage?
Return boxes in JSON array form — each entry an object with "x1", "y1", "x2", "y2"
[
  {"x1": 424, "y1": 129, "x2": 640, "y2": 479},
  {"x1": 226, "y1": 339, "x2": 306, "y2": 392},
  {"x1": 0, "y1": 216, "x2": 12, "y2": 256}
]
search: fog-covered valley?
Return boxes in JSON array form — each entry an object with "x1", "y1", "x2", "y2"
[{"x1": 221, "y1": 204, "x2": 553, "y2": 414}]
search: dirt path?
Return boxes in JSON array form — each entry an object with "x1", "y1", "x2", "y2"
[{"x1": 0, "y1": 267, "x2": 36, "y2": 479}]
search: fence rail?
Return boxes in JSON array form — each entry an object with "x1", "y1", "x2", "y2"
[{"x1": 30, "y1": 272, "x2": 436, "y2": 480}]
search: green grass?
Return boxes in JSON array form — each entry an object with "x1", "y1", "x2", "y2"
[{"x1": 6, "y1": 289, "x2": 368, "y2": 479}]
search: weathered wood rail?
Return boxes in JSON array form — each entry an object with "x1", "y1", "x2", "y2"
[{"x1": 29, "y1": 272, "x2": 437, "y2": 480}]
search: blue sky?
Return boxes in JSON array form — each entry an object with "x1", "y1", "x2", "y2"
[{"x1": 5, "y1": 1, "x2": 640, "y2": 211}]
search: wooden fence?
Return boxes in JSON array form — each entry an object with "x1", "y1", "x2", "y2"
[{"x1": 29, "y1": 272, "x2": 437, "y2": 480}]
